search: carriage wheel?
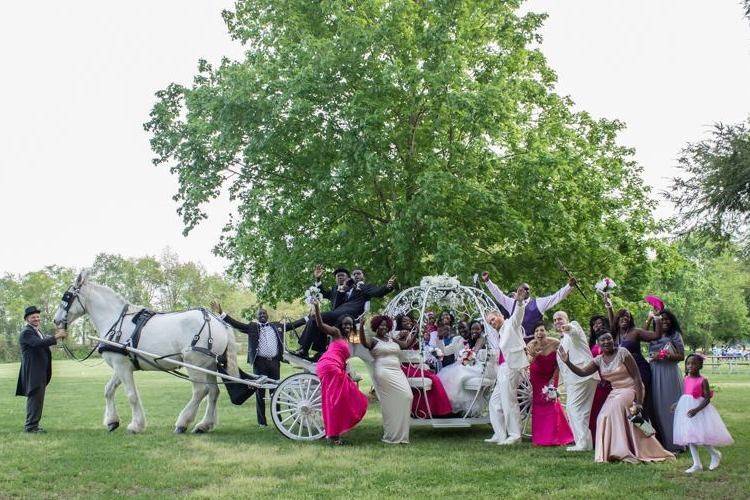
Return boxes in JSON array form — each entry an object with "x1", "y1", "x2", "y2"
[
  {"x1": 271, "y1": 373, "x2": 325, "y2": 441},
  {"x1": 517, "y1": 370, "x2": 533, "y2": 435}
]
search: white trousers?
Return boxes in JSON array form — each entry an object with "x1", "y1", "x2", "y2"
[
  {"x1": 563, "y1": 376, "x2": 598, "y2": 450},
  {"x1": 489, "y1": 364, "x2": 523, "y2": 441}
]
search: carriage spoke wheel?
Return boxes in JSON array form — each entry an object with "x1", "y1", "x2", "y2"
[
  {"x1": 517, "y1": 370, "x2": 533, "y2": 437},
  {"x1": 271, "y1": 373, "x2": 325, "y2": 441}
]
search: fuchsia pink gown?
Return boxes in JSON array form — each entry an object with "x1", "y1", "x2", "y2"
[
  {"x1": 530, "y1": 351, "x2": 574, "y2": 446},
  {"x1": 401, "y1": 365, "x2": 453, "y2": 417},
  {"x1": 316, "y1": 339, "x2": 368, "y2": 438}
]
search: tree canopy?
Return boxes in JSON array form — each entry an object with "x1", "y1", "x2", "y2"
[
  {"x1": 145, "y1": 0, "x2": 657, "y2": 310},
  {"x1": 669, "y1": 119, "x2": 750, "y2": 250}
]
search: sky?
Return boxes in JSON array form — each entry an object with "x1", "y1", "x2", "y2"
[{"x1": 1, "y1": 0, "x2": 749, "y2": 276}]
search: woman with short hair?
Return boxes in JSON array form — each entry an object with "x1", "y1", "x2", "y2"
[{"x1": 360, "y1": 315, "x2": 413, "y2": 444}]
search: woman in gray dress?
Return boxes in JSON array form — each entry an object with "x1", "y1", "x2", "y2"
[{"x1": 647, "y1": 309, "x2": 685, "y2": 453}]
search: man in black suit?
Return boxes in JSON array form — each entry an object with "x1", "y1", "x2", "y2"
[
  {"x1": 211, "y1": 302, "x2": 307, "y2": 426},
  {"x1": 16, "y1": 306, "x2": 67, "y2": 433},
  {"x1": 293, "y1": 265, "x2": 397, "y2": 360}
]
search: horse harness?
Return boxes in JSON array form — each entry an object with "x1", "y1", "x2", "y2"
[{"x1": 98, "y1": 306, "x2": 216, "y2": 370}]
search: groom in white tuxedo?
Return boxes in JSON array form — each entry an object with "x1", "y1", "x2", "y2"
[{"x1": 484, "y1": 286, "x2": 529, "y2": 445}]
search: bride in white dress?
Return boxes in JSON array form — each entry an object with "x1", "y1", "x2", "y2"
[{"x1": 437, "y1": 321, "x2": 491, "y2": 416}]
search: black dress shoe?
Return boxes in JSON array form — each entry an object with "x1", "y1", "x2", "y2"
[{"x1": 24, "y1": 427, "x2": 46, "y2": 433}]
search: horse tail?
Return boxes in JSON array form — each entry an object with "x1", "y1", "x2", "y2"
[{"x1": 223, "y1": 325, "x2": 240, "y2": 377}]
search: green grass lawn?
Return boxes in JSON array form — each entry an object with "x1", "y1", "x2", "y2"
[{"x1": 0, "y1": 359, "x2": 747, "y2": 499}]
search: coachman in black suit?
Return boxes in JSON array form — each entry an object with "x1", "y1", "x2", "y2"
[
  {"x1": 212, "y1": 303, "x2": 307, "y2": 426},
  {"x1": 16, "y1": 306, "x2": 67, "y2": 433},
  {"x1": 294, "y1": 267, "x2": 396, "y2": 359}
]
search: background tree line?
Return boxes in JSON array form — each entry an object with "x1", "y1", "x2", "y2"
[{"x1": 0, "y1": 249, "x2": 305, "y2": 362}]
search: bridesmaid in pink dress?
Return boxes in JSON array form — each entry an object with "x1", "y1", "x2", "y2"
[
  {"x1": 312, "y1": 301, "x2": 368, "y2": 445},
  {"x1": 527, "y1": 323, "x2": 574, "y2": 446}
]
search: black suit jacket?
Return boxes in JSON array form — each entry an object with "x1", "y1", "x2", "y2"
[
  {"x1": 16, "y1": 325, "x2": 56, "y2": 397},
  {"x1": 223, "y1": 314, "x2": 307, "y2": 363},
  {"x1": 330, "y1": 282, "x2": 392, "y2": 319},
  {"x1": 318, "y1": 283, "x2": 352, "y2": 310}
]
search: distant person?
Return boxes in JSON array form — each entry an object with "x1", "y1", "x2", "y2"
[{"x1": 16, "y1": 306, "x2": 67, "y2": 433}]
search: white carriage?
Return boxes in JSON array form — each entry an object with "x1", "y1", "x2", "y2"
[{"x1": 270, "y1": 276, "x2": 535, "y2": 441}]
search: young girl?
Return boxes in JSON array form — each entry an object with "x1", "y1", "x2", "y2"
[{"x1": 673, "y1": 354, "x2": 734, "y2": 473}]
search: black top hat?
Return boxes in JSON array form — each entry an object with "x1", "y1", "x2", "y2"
[
  {"x1": 24, "y1": 306, "x2": 41, "y2": 319},
  {"x1": 333, "y1": 268, "x2": 351, "y2": 276}
]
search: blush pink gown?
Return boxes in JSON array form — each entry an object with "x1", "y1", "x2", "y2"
[
  {"x1": 530, "y1": 351, "x2": 574, "y2": 446},
  {"x1": 594, "y1": 348, "x2": 675, "y2": 463},
  {"x1": 316, "y1": 339, "x2": 368, "y2": 438}
]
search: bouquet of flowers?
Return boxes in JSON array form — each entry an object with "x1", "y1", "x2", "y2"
[
  {"x1": 460, "y1": 347, "x2": 476, "y2": 366},
  {"x1": 541, "y1": 384, "x2": 559, "y2": 402},
  {"x1": 655, "y1": 349, "x2": 669, "y2": 361},
  {"x1": 304, "y1": 286, "x2": 323, "y2": 305},
  {"x1": 594, "y1": 277, "x2": 617, "y2": 295},
  {"x1": 420, "y1": 275, "x2": 461, "y2": 288}
]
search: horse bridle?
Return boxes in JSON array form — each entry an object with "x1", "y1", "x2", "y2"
[{"x1": 59, "y1": 285, "x2": 86, "y2": 329}]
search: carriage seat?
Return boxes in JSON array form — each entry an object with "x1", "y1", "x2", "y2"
[
  {"x1": 407, "y1": 377, "x2": 433, "y2": 391},
  {"x1": 462, "y1": 376, "x2": 495, "y2": 392}
]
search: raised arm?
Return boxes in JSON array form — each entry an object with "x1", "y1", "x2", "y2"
[
  {"x1": 536, "y1": 281, "x2": 574, "y2": 314},
  {"x1": 557, "y1": 346, "x2": 598, "y2": 377},
  {"x1": 634, "y1": 314, "x2": 662, "y2": 342},
  {"x1": 312, "y1": 301, "x2": 340, "y2": 339},
  {"x1": 358, "y1": 317, "x2": 373, "y2": 349},
  {"x1": 509, "y1": 294, "x2": 527, "y2": 332},
  {"x1": 481, "y1": 272, "x2": 515, "y2": 313},
  {"x1": 362, "y1": 276, "x2": 396, "y2": 299},
  {"x1": 604, "y1": 293, "x2": 616, "y2": 333}
]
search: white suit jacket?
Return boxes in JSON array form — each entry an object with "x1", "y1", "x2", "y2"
[
  {"x1": 557, "y1": 320, "x2": 599, "y2": 382},
  {"x1": 486, "y1": 301, "x2": 528, "y2": 370}
]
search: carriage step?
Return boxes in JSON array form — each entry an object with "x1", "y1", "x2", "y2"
[{"x1": 409, "y1": 418, "x2": 473, "y2": 428}]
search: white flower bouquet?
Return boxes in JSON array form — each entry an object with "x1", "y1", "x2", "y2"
[
  {"x1": 541, "y1": 384, "x2": 559, "y2": 402},
  {"x1": 594, "y1": 277, "x2": 617, "y2": 295},
  {"x1": 304, "y1": 285, "x2": 323, "y2": 305}
]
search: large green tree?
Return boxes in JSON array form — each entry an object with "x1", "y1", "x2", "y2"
[
  {"x1": 146, "y1": 0, "x2": 656, "y2": 308},
  {"x1": 669, "y1": 119, "x2": 750, "y2": 250}
]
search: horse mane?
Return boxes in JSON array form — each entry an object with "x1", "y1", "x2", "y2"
[{"x1": 84, "y1": 281, "x2": 141, "y2": 310}]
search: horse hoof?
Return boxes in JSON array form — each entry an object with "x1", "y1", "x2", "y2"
[
  {"x1": 107, "y1": 422, "x2": 120, "y2": 432},
  {"x1": 193, "y1": 427, "x2": 206, "y2": 434},
  {"x1": 174, "y1": 426, "x2": 187, "y2": 434}
]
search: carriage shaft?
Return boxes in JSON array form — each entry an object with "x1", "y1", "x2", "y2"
[{"x1": 90, "y1": 336, "x2": 278, "y2": 389}]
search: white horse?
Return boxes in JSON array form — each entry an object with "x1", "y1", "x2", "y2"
[{"x1": 53, "y1": 270, "x2": 240, "y2": 434}]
